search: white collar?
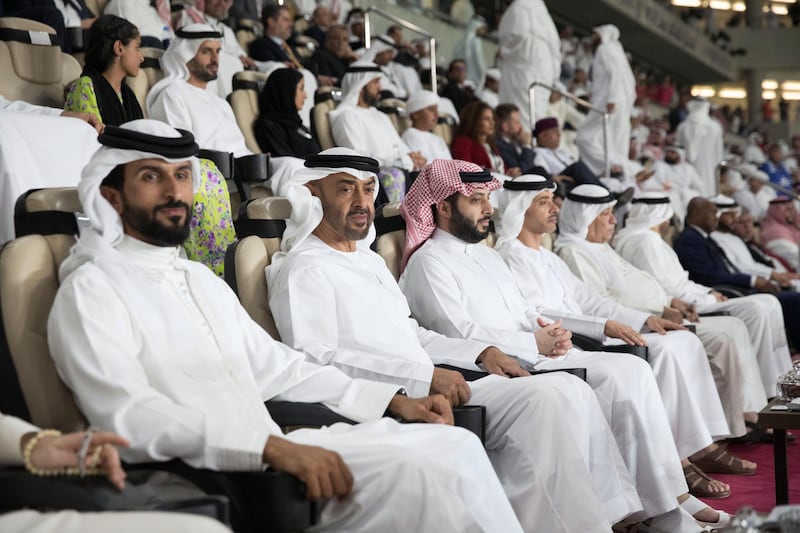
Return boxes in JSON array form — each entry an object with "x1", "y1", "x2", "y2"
[{"x1": 115, "y1": 235, "x2": 182, "y2": 268}]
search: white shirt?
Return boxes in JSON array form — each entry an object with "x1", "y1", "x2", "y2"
[
  {"x1": 497, "y1": 239, "x2": 648, "y2": 340},
  {"x1": 48, "y1": 236, "x2": 399, "y2": 470},
  {"x1": 533, "y1": 146, "x2": 575, "y2": 175},
  {"x1": 0, "y1": 413, "x2": 38, "y2": 465},
  {"x1": 643, "y1": 161, "x2": 704, "y2": 221},
  {"x1": 399, "y1": 229, "x2": 544, "y2": 362},
  {"x1": 330, "y1": 105, "x2": 413, "y2": 170},
  {"x1": 105, "y1": 0, "x2": 173, "y2": 42},
  {"x1": 556, "y1": 239, "x2": 671, "y2": 315},
  {"x1": 268, "y1": 236, "x2": 488, "y2": 397},
  {"x1": 401, "y1": 127, "x2": 452, "y2": 164},
  {"x1": 612, "y1": 227, "x2": 718, "y2": 306},
  {"x1": 148, "y1": 80, "x2": 251, "y2": 157},
  {"x1": 711, "y1": 230, "x2": 775, "y2": 279},
  {"x1": 53, "y1": 0, "x2": 82, "y2": 27},
  {"x1": 0, "y1": 95, "x2": 61, "y2": 116}
]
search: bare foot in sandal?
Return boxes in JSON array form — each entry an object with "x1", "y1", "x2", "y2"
[
  {"x1": 690, "y1": 443, "x2": 757, "y2": 475},
  {"x1": 682, "y1": 459, "x2": 730, "y2": 499}
]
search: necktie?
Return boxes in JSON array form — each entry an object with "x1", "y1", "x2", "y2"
[
  {"x1": 708, "y1": 236, "x2": 740, "y2": 274},
  {"x1": 281, "y1": 41, "x2": 303, "y2": 69}
]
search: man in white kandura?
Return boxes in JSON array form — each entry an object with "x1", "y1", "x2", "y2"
[
  {"x1": 401, "y1": 90, "x2": 452, "y2": 162},
  {"x1": 575, "y1": 24, "x2": 636, "y2": 175},
  {"x1": 46, "y1": 120, "x2": 521, "y2": 532},
  {"x1": 494, "y1": 177, "x2": 755, "y2": 528},
  {"x1": 330, "y1": 62, "x2": 426, "y2": 201},
  {"x1": 267, "y1": 148, "x2": 644, "y2": 533},
  {"x1": 554, "y1": 187, "x2": 758, "y2": 461},
  {"x1": 613, "y1": 192, "x2": 790, "y2": 431},
  {"x1": 399, "y1": 159, "x2": 709, "y2": 533},
  {"x1": 146, "y1": 24, "x2": 251, "y2": 157},
  {"x1": 676, "y1": 98, "x2": 724, "y2": 197},
  {"x1": 497, "y1": 0, "x2": 561, "y2": 128}
]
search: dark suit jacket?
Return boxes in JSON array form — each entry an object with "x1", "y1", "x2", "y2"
[
  {"x1": 303, "y1": 25, "x2": 326, "y2": 45},
  {"x1": 673, "y1": 226, "x2": 752, "y2": 288},
  {"x1": 496, "y1": 136, "x2": 535, "y2": 172},
  {"x1": 249, "y1": 36, "x2": 291, "y2": 63}
]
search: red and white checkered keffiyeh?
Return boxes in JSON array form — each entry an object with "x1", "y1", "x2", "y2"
[{"x1": 401, "y1": 159, "x2": 501, "y2": 270}]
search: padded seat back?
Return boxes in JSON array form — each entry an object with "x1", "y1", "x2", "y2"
[
  {"x1": 378, "y1": 98, "x2": 409, "y2": 135},
  {"x1": 125, "y1": 47, "x2": 164, "y2": 117},
  {"x1": 293, "y1": 35, "x2": 317, "y2": 60},
  {"x1": 224, "y1": 197, "x2": 292, "y2": 339},
  {"x1": 312, "y1": 98, "x2": 337, "y2": 150},
  {"x1": 433, "y1": 114, "x2": 455, "y2": 146},
  {"x1": 84, "y1": 0, "x2": 109, "y2": 16},
  {"x1": 0, "y1": 18, "x2": 82, "y2": 108},
  {"x1": 230, "y1": 70, "x2": 268, "y2": 154},
  {"x1": 1, "y1": 188, "x2": 86, "y2": 432},
  {"x1": 235, "y1": 18, "x2": 263, "y2": 52}
]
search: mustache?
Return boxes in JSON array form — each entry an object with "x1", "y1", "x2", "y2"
[
  {"x1": 348, "y1": 208, "x2": 370, "y2": 217},
  {"x1": 155, "y1": 200, "x2": 191, "y2": 215}
]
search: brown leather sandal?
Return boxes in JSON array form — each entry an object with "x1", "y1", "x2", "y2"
[
  {"x1": 683, "y1": 463, "x2": 731, "y2": 499},
  {"x1": 692, "y1": 446, "x2": 757, "y2": 476}
]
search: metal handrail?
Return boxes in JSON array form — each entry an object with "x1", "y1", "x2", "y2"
[
  {"x1": 363, "y1": 7, "x2": 438, "y2": 94},
  {"x1": 529, "y1": 81, "x2": 610, "y2": 178}
]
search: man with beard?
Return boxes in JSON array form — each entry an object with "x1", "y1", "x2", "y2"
[
  {"x1": 674, "y1": 197, "x2": 800, "y2": 350},
  {"x1": 399, "y1": 160, "x2": 715, "y2": 533},
  {"x1": 266, "y1": 150, "x2": 645, "y2": 532},
  {"x1": 47, "y1": 120, "x2": 521, "y2": 532},
  {"x1": 642, "y1": 144, "x2": 704, "y2": 223},
  {"x1": 147, "y1": 24, "x2": 252, "y2": 157},
  {"x1": 330, "y1": 62, "x2": 426, "y2": 201}
]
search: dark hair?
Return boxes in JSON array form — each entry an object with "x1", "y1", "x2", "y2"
[
  {"x1": 495, "y1": 103, "x2": 519, "y2": 124},
  {"x1": 262, "y1": 4, "x2": 288, "y2": 26},
  {"x1": 448, "y1": 59, "x2": 465, "y2": 73},
  {"x1": 258, "y1": 67, "x2": 304, "y2": 118},
  {"x1": 100, "y1": 163, "x2": 126, "y2": 191},
  {"x1": 431, "y1": 191, "x2": 459, "y2": 225},
  {"x1": 84, "y1": 15, "x2": 140, "y2": 73},
  {"x1": 457, "y1": 101, "x2": 497, "y2": 152}
]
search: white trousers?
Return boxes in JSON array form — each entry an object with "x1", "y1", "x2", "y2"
[
  {"x1": 0, "y1": 510, "x2": 230, "y2": 533},
  {"x1": 694, "y1": 315, "x2": 750, "y2": 437},
  {"x1": 289, "y1": 418, "x2": 523, "y2": 533},
  {"x1": 644, "y1": 330, "x2": 730, "y2": 456},
  {"x1": 700, "y1": 294, "x2": 792, "y2": 400},
  {"x1": 535, "y1": 351, "x2": 687, "y2": 518},
  {"x1": 470, "y1": 372, "x2": 641, "y2": 532},
  {"x1": 576, "y1": 105, "x2": 631, "y2": 175}
]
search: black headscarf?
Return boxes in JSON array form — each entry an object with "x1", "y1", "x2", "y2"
[
  {"x1": 254, "y1": 68, "x2": 320, "y2": 157},
  {"x1": 82, "y1": 65, "x2": 143, "y2": 126},
  {"x1": 258, "y1": 68, "x2": 304, "y2": 128}
]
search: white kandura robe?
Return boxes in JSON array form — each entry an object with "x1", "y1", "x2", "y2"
[
  {"x1": 575, "y1": 30, "x2": 635, "y2": 175},
  {"x1": 0, "y1": 111, "x2": 99, "y2": 243},
  {"x1": 642, "y1": 161, "x2": 704, "y2": 222},
  {"x1": 613, "y1": 226, "x2": 785, "y2": 408},
  {"x1": 533, "y1": 146, "x2": 576, "y2": 176},
  {"x1": 47, "y1": 236, "x2": 519, "y2": 532},
  {"x1": 330, "y1": 105, "x2": 414, "y2": 170},
  {"x1": 401, "y1": 128, "x2": 452, "y2": 163},
  {"x1": 399, "y1": 230, "x2": 692, "y2": 524},
  {"x1": 676, "y1": 101, "x2": 724, "y2": 197},
  {"x1": 554, "y1": 238, "x2": 740, "y2": 439},
  {"x1": 104, "y1": 0, "x2": 173, "y2": 43},
  {"x1": 147, "y1": 80, "x2": 252, "y2": 157},
  {"x1": 497, "y1": 0, "x2": 561, "y2": 128},
  {"x1": 267, "y1": 236, "x2": 642, "y2": 532}
]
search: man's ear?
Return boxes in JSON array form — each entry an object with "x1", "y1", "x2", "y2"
[
  {"x1": 100, "y1": 186, "x2": 124, "y2": 215},
  {"x1": 435, "y1": 199, "x2": 452, "y2": 221},
  {"x1": 305, "y1": 181, "x2": 320, "y2": 197}
]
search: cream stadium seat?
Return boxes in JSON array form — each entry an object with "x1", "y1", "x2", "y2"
[
  {"x1": 311, "y1": 89, "x2": 339, "y2": 150},
  {"x1": 230, "y1": 70, "x2": 268, "y2": 154},
  {"x1": 377, "y1": 98, "x2": 409, "y2": 135},
  {"x1": 0, "y1": 17, "x2": 82, "y2": 108},
  {"x1": 225, "y1": 197, "x2": 292, "y2": 338},
  {"x1": 235, "y1": 18, "x2": 263, "y2": 52},
  {"x1": 433, "y1": 113, "x2": 456, "y2": 147},
  {"x1": 83, "y1": 0, "x2": 109, "y2": 16},
  {"x1": 125, "y1": 47, "x2": 163, "y2": 117},
  {"x1": 293, "y1": 34, "x2": 317, "y2": 61}
]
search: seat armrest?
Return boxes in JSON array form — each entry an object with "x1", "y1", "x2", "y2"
[
  {"x1": 435, "y1": 364, "x2": 488, "y2": 382},
  {"x1": 698, "y1": 311, "x2": 731, "y2": 317},
  {"x1": 529, "y1": 367, "x2": 587, "y2": 382},
  {"x1": 572, "y1": 333, "x2": 648, "y2": 361},
  {"x1": 712, "y1": 284, "x2": 750, "y2": 298},
  {"x1": 452, "y1": 405, "x2": 486, "y2": 444},
  {"x1": 265, "y1": 400, "x2": 356, "y2": 427}
]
